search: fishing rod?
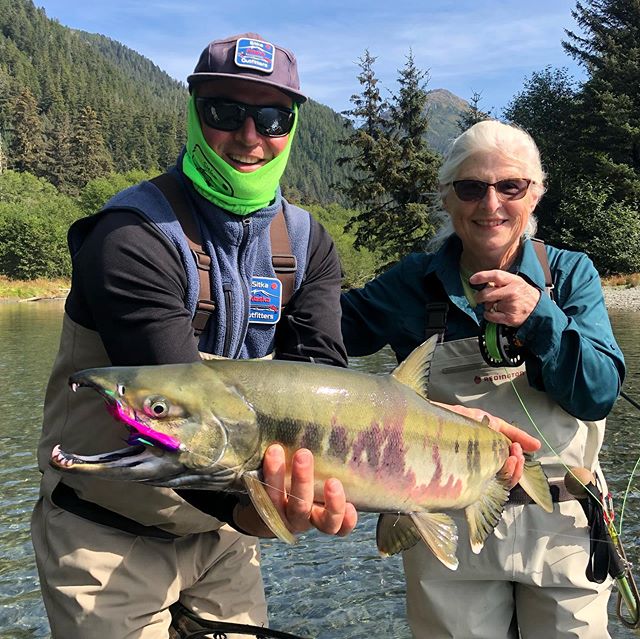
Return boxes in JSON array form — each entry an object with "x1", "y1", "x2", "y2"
[{"x1": 479, "y1": 320, "x2": 640, "y2": 632}]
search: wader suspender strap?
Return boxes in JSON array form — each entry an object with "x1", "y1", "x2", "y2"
[
  {"x1": 530, "y1": 238, "x2": 555, "y2": 300},
  {"x1": 269, "y1": 208, "x2": 297, "y2": 307},
  {"x1": 424, "y1": 238, "x2": 554, "y2": 341},
  {"x1": 151, "y1": 173, "x2": 215, "y2": 336},
  {"x1": 425, "y1": 303, "x2": 449, "y2": 342},
  {"x1": 150, "y1": 173, "x2": 297, "y2": 336}
]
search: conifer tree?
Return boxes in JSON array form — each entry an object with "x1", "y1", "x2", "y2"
[
  {"x1": 339, "y1": 50, "x2": 440, "y2": 266},
  {"x1": 563, "y1": 0, "x2": 640, "y2": 200},
  {"x1": 337, "y1": 50, "x2": 391, "y2": 213},
  {"x1": 9, "y1": 86, "x2": 45, "y2": 175},
  {"x1": 66, "y1": 105, "x2": 113, "y2": 193},
  {"x1": 457, "y1": 92, "x2": 493, "y2": 132},
  {"x1": 43, "y1": 112, "x2": 74, "y2": 191}
]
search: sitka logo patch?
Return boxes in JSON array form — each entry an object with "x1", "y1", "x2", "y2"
[
  {"x1": 474, "y1": 370, "x2": 525, "y2": 384},
  {"x1": 234, "y1": 38, "x2": 275, "y2": 73},
  {"x1": 249, "y1": 276, "x2": 281, "y2": 324}
]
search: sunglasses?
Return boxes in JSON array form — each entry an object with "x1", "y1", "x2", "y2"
[
  {"x1": 195, "y1": 97, "x2": 295, "y2": 138},
  {"x1": 451, "y1": 178, "x2": 532, "y2": 202}
]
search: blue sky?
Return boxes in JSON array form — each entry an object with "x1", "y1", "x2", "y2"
[{"x1": 34, "y1": 0, "x2": 586, "y2": 115}]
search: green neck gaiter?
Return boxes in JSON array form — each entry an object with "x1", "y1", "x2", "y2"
[{"x1": 182, "y1": 96, "x2": 297, "y2": 215}]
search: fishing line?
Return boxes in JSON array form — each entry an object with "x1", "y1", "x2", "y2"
[{"x1": 506, "y1": 367, "x2": 640, "y2": 629}]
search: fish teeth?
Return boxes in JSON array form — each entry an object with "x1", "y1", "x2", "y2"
[
  {"x1": 51, "y1": 444, "x2": 74, "y2": 467},
  {"x1": 71, "y1": 382, "x2": 78, "y2": 393}
]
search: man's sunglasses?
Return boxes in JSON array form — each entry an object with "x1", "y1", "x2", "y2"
[
  {"x1": 195, "y1": 97, "x2": 295, "y2": 138},
  {"x1": 451, "y1": 178, "x2": 532, "y2": 202}
]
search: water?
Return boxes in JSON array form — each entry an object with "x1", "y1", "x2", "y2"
[{"x1": 0, "y1": 302, "x2": 638, "y2": 638}]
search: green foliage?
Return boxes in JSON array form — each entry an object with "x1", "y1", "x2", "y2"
[
  {"x1": 0, "y1": 171, "x2": 82, "y2": 278},
  {"x1": 555, "y1": 180, "x2": 640, "y2": 274},
  {"x1": 307, "y1": 203, "x2": 380, "y2": 287},
  {"x1": 80, "y1": 169, "x2": 157, "y2": 214},
  {"x1": 338, "y1": 50, "x2": 441, "y2": 268},
  {"x1": 505, "y1": 1, "x2": 640, "y2": 274},
  {"x1": 563, "y1": 0, "x2": 640, "y2": 202}
]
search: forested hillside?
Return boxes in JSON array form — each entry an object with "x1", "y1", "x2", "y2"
[{"x1": 0, "y1": 0, "x2": 356, "y2": 203}]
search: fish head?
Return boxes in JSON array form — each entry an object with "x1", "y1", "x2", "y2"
[{"x1": 50, "y1": 362, "x2": 260, "y2": 489}]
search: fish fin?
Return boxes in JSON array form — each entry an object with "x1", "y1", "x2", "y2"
[
  {"x1": 465, "y1": 473, "x2": 510, "y2": 553},
  {"x1": 242, "y1": 473, "x2": 297, "y2": 545},
  {"x1": 518, "y1": 454, "x2": 554, "y2": 513},
  {"x1": 390, "y1": 335, "x2": 438, "y2": 400},
  {"x1": 410, "y1": 512, "x2": 459, "y2": 570},
  {"x1": 376, "y1": 513, "x2": 422, "y2": 556}
]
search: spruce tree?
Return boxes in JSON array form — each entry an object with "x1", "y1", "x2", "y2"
[
  {"x1": 66, "y1": 105, "x2": 113, "y2": 194},
  {"x1": 337, "y1": 50, "x2": 391, "y2": 213},
  {"x1": 9, "y1": 86, "x2": 45, "y2": 175},
  {"x1": 457, "y1": 92, "x2": 493, "y2": 132},
  {"x1": 382, "y1": 51, "x2": 440, "y2": 261},
  {"x1": 563, "y1": 0, "x2": 640, "y2": 200},
  {"x1": 339, "y1": 50, "x2": 440, "y2": 266}
]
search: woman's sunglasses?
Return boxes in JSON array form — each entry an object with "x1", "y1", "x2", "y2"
[
  {"x1": 451, "y1": 178, "x2": 532, "y2": 202},
  {"x1": 195, "y1": 97, "x2": 295, "y2": 138}
]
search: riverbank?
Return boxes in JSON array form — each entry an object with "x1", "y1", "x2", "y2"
[
  {"x1": 602, "y1": 285, "x2": 640, "y2": 312},
  {"x1": 2, "y1": 277, "x2": 640, "y2": 311}
]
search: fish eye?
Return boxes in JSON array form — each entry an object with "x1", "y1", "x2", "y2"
[
  {"x1": 143, "y1": 396, "x2": 170, "y2": 418},
  {"x1": 117, "y1": 384, "x2": 126, "y2": 396}
]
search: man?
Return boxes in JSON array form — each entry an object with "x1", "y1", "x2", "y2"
[{"x1": 31, "y1": 33, "x2": 356, "y2": 638}]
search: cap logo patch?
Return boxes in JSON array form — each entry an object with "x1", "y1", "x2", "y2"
[{"x1": 234, "y1": 38, "x2": 275, "y2": 74}]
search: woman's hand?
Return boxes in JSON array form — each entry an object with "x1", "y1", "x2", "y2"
[
  {"x1": 233, "y1": 444, "x2": 358, "y2": 538},
  {"x1": 432, "y1": 402, "x2": 541, "y2": 488},
  {"x1": 470, "y1": 270, "x2": 541, "y2": 328}
]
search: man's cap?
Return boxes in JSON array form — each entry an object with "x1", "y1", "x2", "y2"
[{"x1": 187, "y1": 33, "x2": 307, "y2": 103}]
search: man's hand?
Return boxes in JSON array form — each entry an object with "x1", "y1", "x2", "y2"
[
  {"x1": 432, "y1": 402, "x2": 541, "y2": 488},
  {"x1": 233, "y1": 444, "x2": 358, "y2": 538}
]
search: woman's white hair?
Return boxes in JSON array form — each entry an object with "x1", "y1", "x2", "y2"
[{"x1": 427, "y1": 120, "x2": 547, "y2": 251}]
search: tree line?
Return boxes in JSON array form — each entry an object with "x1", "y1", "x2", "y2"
[{"x1": 0, "y1": 0, "x2": 639, "y2": 285}]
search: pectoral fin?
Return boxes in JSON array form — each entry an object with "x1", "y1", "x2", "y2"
[
  {"x1": 410, "y1": 512, "x2": 459, "y2": 570},
  {"x1": 519, "y1": 455, "x2": 554, "y2": 513},
  {"x1": 465, "y1": 472, "x2": 510, "y2": 553},
  {"x1": 242, "y1": 472, "x2": 296, "y2": 545},
  {"x1": 376, "y1": 513, "x2": 422, "y2": 556}
]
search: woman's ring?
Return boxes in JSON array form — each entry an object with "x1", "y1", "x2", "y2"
[{"x1": 491, "y1": 302, "x2": 499, "y2": 313}]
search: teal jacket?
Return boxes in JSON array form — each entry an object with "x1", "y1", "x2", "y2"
[{"x1": 341, "y1": 235, "x2": 625, "y2": 421}]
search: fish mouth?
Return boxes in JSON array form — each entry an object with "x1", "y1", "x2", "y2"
[
  {"x1": 69, "y1": 373, "x2": 183, "y2": 453},
  {"x1": 50, "y1": 372, "x2": 236, "y2": 489}
]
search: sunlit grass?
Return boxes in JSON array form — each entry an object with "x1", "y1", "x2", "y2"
[
  {"x1": 602, "y1": 273, "x2": 640, "y2": 288},
  {"x1": 0, "y1": 276, "x2": 70, "y2": 300}
]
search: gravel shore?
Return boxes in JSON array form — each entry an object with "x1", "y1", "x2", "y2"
[{"x1": 602, "y1": 285, "x2": 640, "y2": 312}]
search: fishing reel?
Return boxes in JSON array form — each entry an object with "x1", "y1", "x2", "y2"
[{"x1": 478, "y1": 321, "x2": 525, "y2": 368}]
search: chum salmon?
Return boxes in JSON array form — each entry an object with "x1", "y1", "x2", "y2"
[{"x1": 50, "y1": 336, "x2": 552, "y2": 569}]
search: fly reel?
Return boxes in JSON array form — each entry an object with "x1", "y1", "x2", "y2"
[{"x1": 478, "y1": 322, "x2": 525, "y2": 368}]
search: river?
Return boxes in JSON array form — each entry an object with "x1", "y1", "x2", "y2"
[{"x1": 0, "y1": 301, "x2": 638, "y2": 638}]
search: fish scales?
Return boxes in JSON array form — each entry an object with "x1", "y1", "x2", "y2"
[{"x1": 219, "y1": 359, "x2": 511, "y2": 512}]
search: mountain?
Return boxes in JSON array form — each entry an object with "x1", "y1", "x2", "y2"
[{"x1": 425, "y1": 88, "x2": 469, "y2": 153}]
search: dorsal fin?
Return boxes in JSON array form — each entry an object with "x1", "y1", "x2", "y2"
[{"x1": 390, "y1": 335, "x2": 438, "y2": 400}]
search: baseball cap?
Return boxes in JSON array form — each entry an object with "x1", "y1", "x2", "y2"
[{"x1": 187, "y1": 33, "x2": 307, "y2": 103}]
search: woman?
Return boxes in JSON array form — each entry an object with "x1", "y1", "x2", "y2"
[{"x1": 341, "y1": 120, "x2": 626, "y2": 638}]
